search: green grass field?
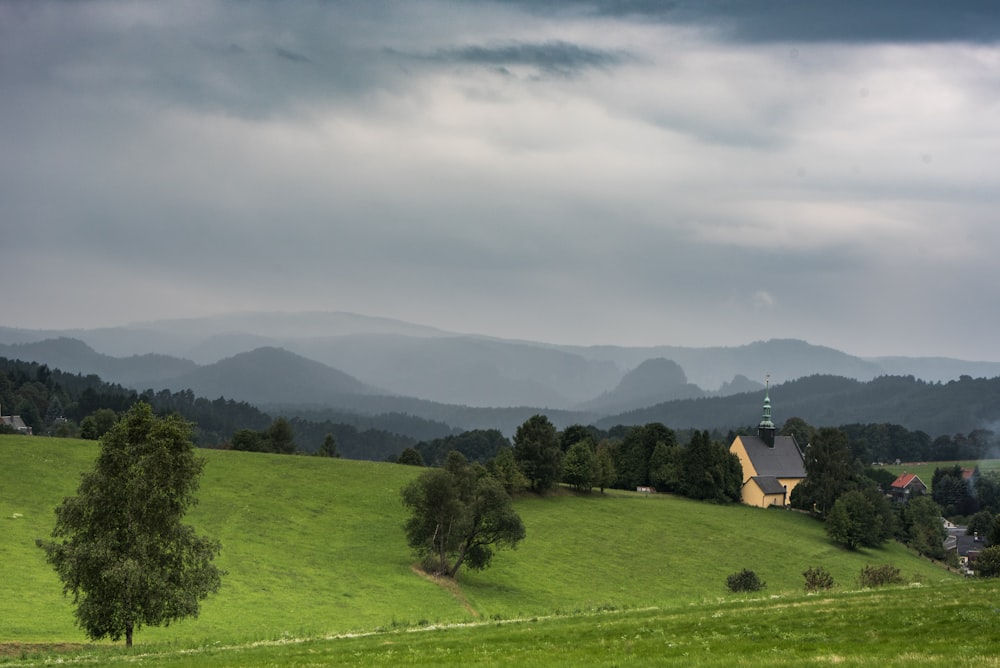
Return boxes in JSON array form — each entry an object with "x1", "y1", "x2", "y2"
[
  {"x1": 1, "y1": 435, "x2": 983, "y2": 666},
  {"x1": 882, "y1": 459, "x2": 1000, "y2": 489}
]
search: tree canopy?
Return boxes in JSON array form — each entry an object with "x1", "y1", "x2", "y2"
[
  {"x1": 792, "y1": 427, "x2": 857, "y2": 516},
  {"x1": 36, "y1": 403, "x2": 223, "y2": 647},
  {"x1": 513, "y1": 414, "x2": 562, "y2": 492},
  {"x1": 401, "y1": 452, "x2": 525, "y2": 578}
]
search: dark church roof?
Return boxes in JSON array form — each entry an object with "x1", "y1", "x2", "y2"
[
  {"x1": 739, "y1": 434, "x2": 805, "y2": 479},
  {"x1": 751, "y1": 476, "x2": 789, "y2": 495}
]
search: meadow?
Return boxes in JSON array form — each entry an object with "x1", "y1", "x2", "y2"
[
  {"x1": 1, "y1": 435, "x2": 986, "y2": 666},
  {"x1": 883, "y1": 459, "x2": 1000, "y2": 488}
]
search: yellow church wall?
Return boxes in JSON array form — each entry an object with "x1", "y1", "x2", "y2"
[{"x1": 729, "y1": 435, "x2": 804, "y2": 509}]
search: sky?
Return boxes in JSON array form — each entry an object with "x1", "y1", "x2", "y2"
[{"x1": 2, "y1": 0, "x2": 999, "y2": 360}]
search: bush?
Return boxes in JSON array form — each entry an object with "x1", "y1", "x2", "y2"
[
  {"x1": 726, "y1": 569, "x2": 765, "y2": 593},
  {"x1": 974, "y1": 545, "x2": 1000, "y2": 578},
  {"x1": 857, "y1": 564, "x2": 903, "y2": 588},
  {"x1": 803, "y1": 566, "x2": 835, "y2": 592}
]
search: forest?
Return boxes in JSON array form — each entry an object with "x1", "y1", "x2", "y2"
[{"x1": 2, "y1": 356, "x2": 998, "y2": 466}]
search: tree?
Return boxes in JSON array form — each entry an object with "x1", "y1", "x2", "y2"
[
  {"x1": 593, "y1": 440, "x2": 617, "y2": 494},
  {"x1": 316, "y1": 433, "x2": 340, "y2": 458},
  {"x1": 975, "y1": 546, "x2": 1000, "y2": 578},
  {"x1": 792, "y1": 427, "x2": 857, "y2": 516},
  {"x1": 901, "y1": 496, "x2": 947, "y2": 560},
  {"x1": 79, "y1": 408, "x2": 118, "y2": 440},
  {"x1": 649, "y1": 441, "x2": 681, "y2": 493},
  {"x1": 562, "y1": 441, "x2": 595, "y2": 492},
  {"x1": 614, "y1": 423, "x2": 675, "y2": 490},
  {"x1": 679, "y1": 431, "x2": 742, "y2": 502},
  {"x1": 487, "y1": 448, "x2": 528, "y2": 496},
  {"x1": 267, "y1": 417, "x2": 297, "y2": 454},
  {"x1": 826, "y1": 489, "x2": 893, "y2": 550},
  {"x1": 36, "y1": 403, "x2": 223, "y2": 647},
  {"x1": 966, "y1": 510, "x2": 994, "y2": 539},
  {"x1": 780, "y1": 416, "x2": 816, "y2": 450},
  {"x1": 560, "y1": 424, "x2": 595, "y2": 452},
  {"x1": 397, "y1": 447, "x2": 425, "y2": 466},
  {"x1": 988, "y1": 514, "x2": 1000, "y2": 547},
  {"x1": 401, "y1": 454, "x2": 525, "y2": 578},
  {"x1": 231, "y1": 428, "x2": 267, "y2": 452},
  {"x1": 512, "y1": 414, "x2": 561, "y2": 493}
]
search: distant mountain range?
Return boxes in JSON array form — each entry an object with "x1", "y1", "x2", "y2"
[{"x1": 3, "y1": 311, "x2": 1000, "y2": 437}]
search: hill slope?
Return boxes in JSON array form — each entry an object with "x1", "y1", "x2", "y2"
[
  {"x1": 2, "y1": 436, "x2": 955, "y2": 646},
  {"x1": 6, "y1": 311, "x2": 1000, "y2": 415},
  {"x1": 153, "y1": 346, "x2": 381, "y2": 406},
  {"x1": 599, "y1": 373, "x2": 1000, "y2": 437}
]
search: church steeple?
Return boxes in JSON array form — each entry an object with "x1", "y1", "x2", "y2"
[{"x1": 757, "y1": 375, "x2": 776, "y2": 448}]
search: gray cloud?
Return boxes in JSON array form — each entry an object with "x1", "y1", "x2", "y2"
[
  {"x1": 497, "y1": 0, "x2": 1000, "y2": 44},
  {"x1": 424, "y1": 40, "x2": 633, "y2": 76},
  {"x1": 1, "y1": 0, "x2": 999, "y2": 360}
]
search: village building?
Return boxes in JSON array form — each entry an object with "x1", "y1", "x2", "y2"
[
  {"x1": 729, "y1": 382, "x2": 805, "y2": 508},
  {"x1": 0, "y1": 413, "x2": 32, "y2": 435},
  {"x1": 889, "y1": 472, "x2": 927, "y2": 503}
]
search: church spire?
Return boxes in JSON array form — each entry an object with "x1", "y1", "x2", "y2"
[{"x1": 758, "y1": 374, "x2": 776, "y2": 448}]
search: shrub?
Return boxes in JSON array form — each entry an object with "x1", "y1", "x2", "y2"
[
  {"x1": 803, "y1": 566, "x2": 835, "y2": 592},
  {"x1": 726, "y1": 569, "x2": 765, "y2": 593},
  {"x1": 974, "y1": 545, "x2": 1000, "y2": 578},
  {"x1": 857, "y1": 564, "x2": 903, "y2": 588}
]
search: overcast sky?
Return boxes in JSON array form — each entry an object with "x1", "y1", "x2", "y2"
[{"x1": 3, "y1": 1, "x2": 999, "y2": 360}]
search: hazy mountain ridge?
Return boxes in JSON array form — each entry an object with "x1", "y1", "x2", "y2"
[
  {"x1": 576, "y1": 358, "x2": 704, "y2": 413},
  {"x1": 598, "y1": 373, "x2": 1000, "y2": 439},
  {"x1": 3, "y1": 312, "x2": 1000, "y2": 432},
  {"x1": 0, "y1": 337, "x2": 198, "y2": 386},
  {"x1": 151, "y1": 347, "x2": 381, "y2": 407}
]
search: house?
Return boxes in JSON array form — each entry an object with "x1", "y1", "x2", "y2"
[
  {"x1": 944, "y1": 524, "x2": 989, "y2": 575},
  {"x1": 0, "y1": 414, "x2": 32, "y2": 435},
  {"x1": 889, "y1": 472, "x2": 927, "y2": 503},
  {"x1": 729, "y1": 383, "x2": 806, "y2": 508}
]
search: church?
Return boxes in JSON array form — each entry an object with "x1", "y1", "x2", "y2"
[{"x1": 729, "y1": 383, "x2": 806, "y2": 508}]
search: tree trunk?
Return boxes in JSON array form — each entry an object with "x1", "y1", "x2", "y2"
[{"x1": 125, "y1": 624, "x2": 133, "y2": 648}]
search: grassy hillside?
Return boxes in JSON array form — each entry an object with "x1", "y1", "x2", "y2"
[
  {"x1": 1, "y1": 436, "x2": 958, "y2": 652},
  {"x1": 10, "y1": 580, "x2": 997, "y2": 666}
]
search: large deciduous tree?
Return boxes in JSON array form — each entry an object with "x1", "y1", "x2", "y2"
[
  {"x1": 562, "y1": 440, "x2": 596, "y2": 492},
  {"x1": 825, "y1": 488, "x2": 894, "y2": 550},
  {"x1": 37, "y1": 403, "x2": 223, "y2": 647},
  {"x1": 401, "y1": 452, "x2": 525, "y2": 578},
  {"x1": 512, "y1": 414, "x2": 562, "y2": 492},
  {"x1": 792, "y1": 427, "x2": 857, "y2": 516}
]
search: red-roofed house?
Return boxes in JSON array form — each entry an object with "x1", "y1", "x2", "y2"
[{"x1": 890, "y1": 472, "x2": 927, "y2": 503}]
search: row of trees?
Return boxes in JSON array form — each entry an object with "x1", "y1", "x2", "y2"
[
  {"x1": 401, "y1": 416, "x2": 744, "y2": 504},
  {"x1": 785, "y1": 424, "x2": 954, "y2": 559}
]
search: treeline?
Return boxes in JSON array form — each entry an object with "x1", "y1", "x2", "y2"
[
  {"x1": 4, "y1": 355, "x2": 998, "y2": 470},
  {"x1": 601, "y1": 373, "x2": 1000, "y2": 439},
  {"x1": 403, "y1": 416, "x2": 743, "y2": 503},
  {"x1": 0, "y1": 358, "x2": 413, "y2": 456}
]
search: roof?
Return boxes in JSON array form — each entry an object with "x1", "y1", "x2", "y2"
[
  {"x1": 891, "y1": 473, "x2": 925, "y2": 489},
  {"x1": 736, "y1": 434, "x2": 805, "y2": 479},
  {"x1": 945, "y1": 526, "x2": 990, "y2": 556},
  {"x1": 751, "y1": 476, "x2": 788, "y2": 495},
  {"x1": 0, "y1": 415, "x2": 30, "y2": 432}
]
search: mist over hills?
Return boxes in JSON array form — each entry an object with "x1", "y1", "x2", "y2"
[{"x1": 3, "y1": 310, "x2": 1000, "y2": 438}]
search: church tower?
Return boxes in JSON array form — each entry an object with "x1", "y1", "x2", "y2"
[{"x1": 757, "y1": 375, "x2": 776, "y2": 448}]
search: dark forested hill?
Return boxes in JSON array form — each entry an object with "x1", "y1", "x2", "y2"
[
  {"x1": 597, "y1": 374, "x2": 1000, "y2": 438},
  {"x1": 152, "y1": 347, "x2": 381, "y2": 405},
  {"x1": 576, "y1": 358, "x2": 703, "y2": 413},
  {"x1": 0, "y1": 338, "x2": 196, "y2": 386}
]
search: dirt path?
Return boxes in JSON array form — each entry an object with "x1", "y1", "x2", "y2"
[{"x1": 410, "y1": 564, "x2": 479, "y2": 618}]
